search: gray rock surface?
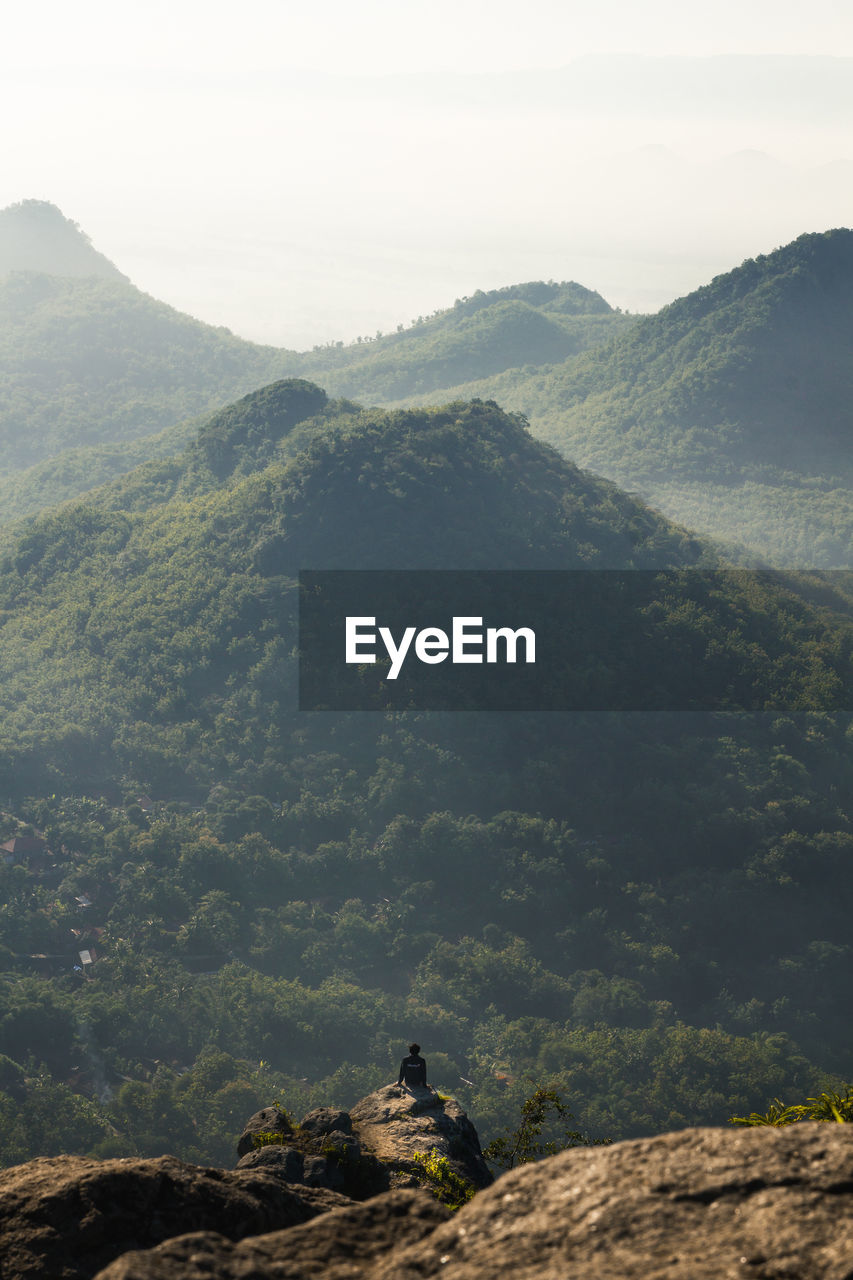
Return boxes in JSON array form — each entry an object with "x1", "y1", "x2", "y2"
[
  {"x1": 0, "y1": 1153, "x2": 338, "y2": 1280},
  {"x1": 298, "y1": 1108, "x2": 353, "y2": 1138},
  {"x1": 9, "y1": 1119, "x2": 853, "y2": 1280},
  {"x1": 232, "y1": 1087, "x2": 488, "y2": 1201},
  {"x1": 348, "y1": 1083, "x2": 493, "y2": 1192},
  {"x1": 373, "y1": 1122, "x2": 853, "y2": 1279},
  {"x1": 302, "y1": 1153, "x2": 347, "y2": 1193},
  {"x1": 235, "y1": 1105, "x2": 294, "y2": 1158},
  {"x1": 235, "y1": 1145, "x2": 305, "y2": 1181},
  {"x1": 92, "y1": 1189, "x2": 450, "y2": 1280}
]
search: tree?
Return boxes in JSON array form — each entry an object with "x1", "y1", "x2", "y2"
[
  {"x1": 483, "y1": 1084, "x2": 607, "y2": 1171},
  {"x1": 731, "y1": 1085, "x2": 853, "y2": 1126}
]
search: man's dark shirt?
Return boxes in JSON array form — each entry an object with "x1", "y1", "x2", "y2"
[{"x1": 398, "y1": 1053, "x2": 427, "y2": 1088}]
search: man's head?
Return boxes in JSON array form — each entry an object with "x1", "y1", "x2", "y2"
[{"x1": 409, "y1": 1042, "x2": 420, "y2": 1055}]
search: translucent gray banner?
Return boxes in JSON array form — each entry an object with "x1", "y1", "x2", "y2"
[{"x1": 298, "y1": 570, "x2": 853, "y2": 711}]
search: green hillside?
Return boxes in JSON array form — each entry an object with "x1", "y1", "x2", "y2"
[
  {"x1": 0, "y1": 383, "x2": 712, "y2": 791},
  {"x1": 390, "y1": 231, "x2": 853, "y2": 566},
  {"x1": 528, "y1": 228, "x2": 853, "y2": 482},
  {"x1": 0, "y1": 269, "x2": 300, "y2": 472},
  {"x1": 0, "y1": 200, "x2": 128, "y2": 281},
  {"x1": 1, "y1": 380, "x2": 853, "y2": 1165},
  {"x1": 297, "y1": 282, "x2": 630, "y2": 403},
  {"x1": 0, "y1": 201, "x2": 628, "y2": 517}
]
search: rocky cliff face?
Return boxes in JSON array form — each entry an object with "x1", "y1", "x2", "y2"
[{"x1": 2, "y1": 1093, "x2": 853, "y2": 1280}]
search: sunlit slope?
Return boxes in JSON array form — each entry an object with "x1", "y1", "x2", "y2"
[
  {"x1": 0, "y1": 278, "x2": 626, "y2": 517},
  {"x1": 298, "y1": 282, "x2": 631, "y2": 402},
  {"x1": 528, "y1": 229, "x2": 853, "y2": 482},
  {"x1": 0, "y1": 270, "x2": 300, "y2": 471},
  {"x1": 389, "y1": 231, "x2": 853, "y2": 565},
  {"x1": 0, "y1": 200, "x2": 629, "y2": 513},
  {"x1": 539, "y1": 229, "x2": 853, "y2": 566}
]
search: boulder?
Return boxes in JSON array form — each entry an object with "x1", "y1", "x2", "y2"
[
  {"x1": 92, "y1": 1189, "x2": 450, "y2": 1280},
  {"x1": 372, "y1": 1122, "x2": 853, "y2": 1279},
  {"x1": 234, "y1": 1145, "x2": 305, "y2": 1182},
  {"x1": 0, "y1": 1153, "x2": 340, "y2": 1280},
  {"x1": 235, "y1": 1105, "x2": 294, "y2": 1158},
  {"x1": 302, "y1": 1154, "x2": 347, "y2": 1193},
  {"x1": 348, "y1": 1083, "x2": 493, "y2": 1193},
  {"x1": 320, "y1": 1129, "x2": 360, "y2": 1156},
  {"x1": 298, "y1": 1108, "x2": 353, "y2": 1138}
]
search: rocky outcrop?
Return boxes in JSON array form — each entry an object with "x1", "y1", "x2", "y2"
[
  {"x1": 8, "y1": 1102, "x2": 853, "y2": 1280},
  {"x1": 93, "y1": 1189, "x2": 449, "y2": 1280},
  {"x1": 0, "y1": 1153, "x2": 348, "y2": 1280},
  {"x1": 88, "y1": 1122, "x2": 853, "y2": 1279},
  {"x1": 236, "y1": 1100, "x2": 387, "y2": 1201},
  {"x1": 234, "y1": 1086, "x2": 490, "y2": 1203},
  {"x1": 348, "y1": 1084, "x2": 493, "y2": 1192},
  {"x1": 373, "y1": 1121, "x2": 853, "y2": 1279}
]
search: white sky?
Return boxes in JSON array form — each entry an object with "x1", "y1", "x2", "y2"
[
  {"x1": 7, "y1": 1, "x2": 853, "y2": 72},
  {"x1": 2, "y1": 1, "x2": 852, "y2": 346}
]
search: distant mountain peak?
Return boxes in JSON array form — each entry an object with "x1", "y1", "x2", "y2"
[
  {"x1": 0, "y1": 199, "x2": 128, "y2": 281},
  {"x1": 528, "y1": 226, "x2": 853, "y2": 506},
  {"x1": 452, "y1": 280, "x2": 612, "y2": 318}
]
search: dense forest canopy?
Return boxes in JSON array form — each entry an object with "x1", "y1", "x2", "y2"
[{"x1": 0, "y1": 380, "x2": 852, "y2": 1166}]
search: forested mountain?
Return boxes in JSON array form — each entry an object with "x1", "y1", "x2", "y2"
[
  {"x1": 0, "y1": 201, "x2": 628, "y2": 518},
  {"x1": 518, "y1": 229, "x2": 853, "y2": 483},
  {"x1": 0, "y1": 270, "x2": 298, "y2": 473},
  {"x1": 1, "y1": 380, "x2": 853, "y2": 1167},
  {"x1": 296, "y1": 282, "x2": 631, "y2": 404},
  {"x1": 0, "y1": 383, "x2": 713, "y2": 794},
  {"x1": 0, "y1": 200, "x2": 128, "y2": 281},
  {"x1": 5, "y1": 202, "x2": 852, "y2": 563},
  {"x1": 393, "y1": 231, "x2": 853, "y2": 566}
]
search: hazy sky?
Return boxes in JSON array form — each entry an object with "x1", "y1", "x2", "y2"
[
  {"x1": 8, "y1": 0, "x2": 853, "y2": 72},
  {"x1": 3, "y1": 1, "x2": 852, "y2": 346}
]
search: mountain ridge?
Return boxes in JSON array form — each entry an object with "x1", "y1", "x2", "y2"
[
  {"x1": 0, "y1": 199, "x2": 128, "y2": 282},
  {"x1": 383, "y1": 229, "x2": 853, "y2": 565},
  {"x1": 0, "y1": 200, "x2": 627, "y2": 502}
]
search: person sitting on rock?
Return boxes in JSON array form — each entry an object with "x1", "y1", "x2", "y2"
[{"x1": 398, "y1": 1042, "x2": 432, "y2": 1092}]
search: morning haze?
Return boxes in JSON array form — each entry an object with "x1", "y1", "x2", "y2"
[{"x1": 2, "y1": 37, "x2": 852, "y2": 344}]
